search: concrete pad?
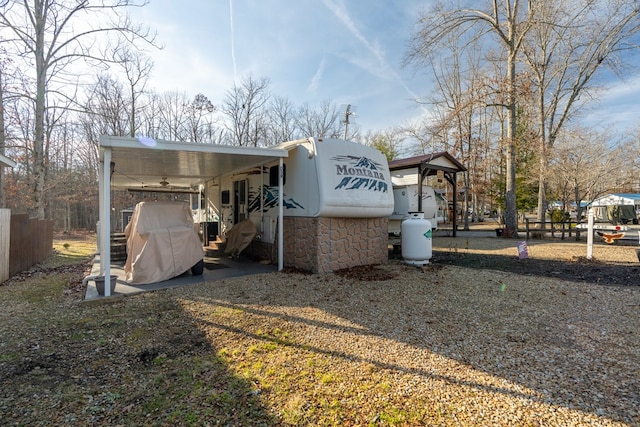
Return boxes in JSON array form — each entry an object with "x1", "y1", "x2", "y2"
[{"x1": 84, "y1": 252, "x2": 277, "y2": 300}]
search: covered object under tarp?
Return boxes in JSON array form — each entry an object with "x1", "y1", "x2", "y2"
[
  {"x1": 124, "y1": 201, "x2": 203, "y2": 285},
  {"x1": 224, "y1": 219, "x2": 257, "y2": 258},
  {"x1": 97, "y1": 136, "x2": 288, "y2": 296}
]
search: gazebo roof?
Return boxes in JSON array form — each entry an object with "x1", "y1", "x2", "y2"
[{"x1": 388, "y1": 151, "x2": 466, "y2": 175}]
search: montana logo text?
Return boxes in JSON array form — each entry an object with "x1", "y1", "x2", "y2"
[{"x1": 333, "y1": 155, "x2": 388, "y2": 192}]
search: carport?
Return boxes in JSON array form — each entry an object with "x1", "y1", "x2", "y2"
[{"x1": 98, "y1": 136, "x2": 289, "y2": 296}]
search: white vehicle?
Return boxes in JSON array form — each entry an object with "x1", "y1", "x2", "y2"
[
  {"x1": 388, "y1": 184, "x2": 440, "y2": 235},
  {"x1": 216, "y1": 137, "x2": 395, "y2": 244}
]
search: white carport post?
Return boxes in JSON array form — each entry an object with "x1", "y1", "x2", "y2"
[
  {"x1": 278, "y1": 158, "x2": 283, "y2": 271},
  {"x1": 586, "y1": 208, "x2": 594, "y2": 260},
  {"x1": 100, "y1": 147, "x2": 112, "y2": 296}
]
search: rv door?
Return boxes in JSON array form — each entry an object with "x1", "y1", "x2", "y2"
[{"x1": 233, "y1": 179, "x2": 248, "y2": 224}]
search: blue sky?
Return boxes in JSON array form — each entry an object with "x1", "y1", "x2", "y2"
[
  {"x1": 582, "y1": 75, "x2": 640, "y2": 134},
  {"x1": 129, "y1": 0, "x2": 639, "y2": 134},
  {"x1": 129, "y1": 0, "x2": 430, "y2": 131}
]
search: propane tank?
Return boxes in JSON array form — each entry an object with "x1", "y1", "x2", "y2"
[{"x1": 401, "y1": 212, "x2": 432, "y2": 266}]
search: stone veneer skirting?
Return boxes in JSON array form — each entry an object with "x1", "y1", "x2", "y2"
[{"x1": 249, "y1": 216, "x2": 389, "y2": 274}]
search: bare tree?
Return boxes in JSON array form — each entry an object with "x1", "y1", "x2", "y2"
[
  {"x1": 184, "y1": 93, "x2": 217, "y2": 143},
  {"x1": 549, "y1": 127, "x2": 625, "y2": 222},
  {"x1": 523, "y1": 0, "x2": 640, "y2": 224},
  {"x1": 296, "y1": 100, "x2": 342, "y2": 139},
  {"x1": 222, "y1": 75, "x2": 271, "y2": 146},
  {"x1": 137, "y1": 91, "x2": 162, "y2": 140},
  {"x1": 114, "y1": 48, "x2": 154, "y2": 137},
  {"x1": 0, "y1": 61, "x2": 7, "y2": 208},
  {"x1": 424, "y1": 32, "x2": 491, "y2": 229},
  {"x1": 631, "y1": 127, "x2": 640, "y2": 192},
  {"x1": 154, "y1": 91, "x2": 190, "y2": 141},
  {"x1": 406, "y1": 0, "x2": 536, "y2": 237},
  {"x1": 0, "y1": 0, "x2": 158, "y2": 219},
  {"x1": 80, "y1": 73, "x2": 130, "y2": 179},
  {"x1": 402, "y1": 117, "x2": 451, "y2": 155},
  {"x1": 84, "y1": 74, "x2": 130, "y2": 137},
  {"x1": 266, "y1": 95, "x2": 299, "y2": 144},
  {"x1": 0, "y1": 50, "x2": 31, "y2": 209}
]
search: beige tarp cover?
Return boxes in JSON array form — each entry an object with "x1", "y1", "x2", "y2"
[
  {"x1": 125, "y1": 201, "x2": 203, "y2": 284},
  {"x1": 224, "y1": 219, "x2": 257, "y2": 258}
]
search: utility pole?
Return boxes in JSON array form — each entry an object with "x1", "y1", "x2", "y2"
[{"x1": 343, "y1": 104, "x2": 355, "y2": 140}]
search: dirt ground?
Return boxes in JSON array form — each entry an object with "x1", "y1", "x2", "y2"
[
  {"x1": 1, "y1": 232, "x2": 639, "y2": 426},
  {"x1": 379, "y1": 234, "x2": 640, "y2": 287},
  {"x1": 429, "y1": 236, "x2": 640, "y2": 287}
]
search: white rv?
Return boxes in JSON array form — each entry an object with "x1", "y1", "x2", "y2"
[
  {"x1": 388, "y1": 165, "x2": 445, "y2": 234},
  {"x1": 388, "y1": 184, "x2": 440, "y2": 235},
  {"x1": 217, "y1": 137, "x2": 394, "y2": 241}
]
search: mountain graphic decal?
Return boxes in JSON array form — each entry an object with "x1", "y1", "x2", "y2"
[
  {"x1": 248, "y1": 186, "x2": 303, "y2": 213},
  {"x1": 332, "y1": 155, "x2": 388, "y2": 193},
  {"x1": 354, "y1": 156, "x2": 379, "y2": 170}
]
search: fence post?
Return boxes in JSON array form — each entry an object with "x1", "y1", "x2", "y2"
[{"x1": 0, "y1": 209, "x2": 10, "y2": 283}]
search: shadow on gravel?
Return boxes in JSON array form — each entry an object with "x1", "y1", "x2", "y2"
[
  {"x1": 431, "y1": 250, "x2": 640, "y2": 286},
  {"x1": 196, "y1": 265, "x2": 640, "y2": 425},
  {"x1": 0, "y1": 291, "x2": 276, "y2": 426}
]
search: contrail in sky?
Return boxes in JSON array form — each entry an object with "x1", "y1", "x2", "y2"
[
  {"x1": 229, "y1": 0, "x2": 237, "y2": 81},
  {"x1": 308, "y1": 57, "x2": 326, "y2": 92},
  {"x1": 322, "y1": 0, "x2": 428, "y2": 114},
  {"x1": 322, "y1": 0, "x2": 384, "y2": 63}
]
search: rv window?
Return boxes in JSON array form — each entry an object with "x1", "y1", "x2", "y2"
[
  {"x1": 221, "y1": 190, "x2": 230, "y2": 204},
  {"x1": 269, "y1": 164, "x2": 285, "y2": 186}
]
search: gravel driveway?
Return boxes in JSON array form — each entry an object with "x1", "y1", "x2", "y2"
[
  {"x1": 176, "y1": 236, "x2": 640, "y2": 425},
  {"x1": 1, "y1": 235, "x2": 638, "y2": 425}
]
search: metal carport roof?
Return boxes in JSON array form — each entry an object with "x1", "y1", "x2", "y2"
[
  {"x1": 102, "y1": 136, "x2": 289, "y2": 190},
  {"x1": 97, "y1": 136, "x2": 289, "y2": 296}
]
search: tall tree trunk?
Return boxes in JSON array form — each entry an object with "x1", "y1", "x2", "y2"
[
  {"x1": 65, "y1": 199, "x2": 71, "y2": 233},
  {"x1": 0, "y1": 67, "x2": 5, "y2": 208},
  {"x1": 130, "y1": 83, "x2": 136, "y2": 137},
  {"x1": 34, "y1": 0, "x2": 47, "y2": 219},
  {"x1": 505, "y1": 47, "x2": 518, "y2": 237},
  {"x1": 536, "y1": 83, "x2": 547, "y2": 227}
]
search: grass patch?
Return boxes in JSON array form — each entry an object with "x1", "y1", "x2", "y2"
[
  {"x1": 19, "y1": 274, "x2": 70, "y2": 303},
  {"x1": 43, "y1": 233, "x2": 97, "y2": 267}
]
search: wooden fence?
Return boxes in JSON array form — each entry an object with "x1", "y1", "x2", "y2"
[
  {"x1": 523, "y1": 218, "x2": 581, "y2": 240},
  {"x1": 1, "y1": 213, "x2": 54, "y2": 281}
]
